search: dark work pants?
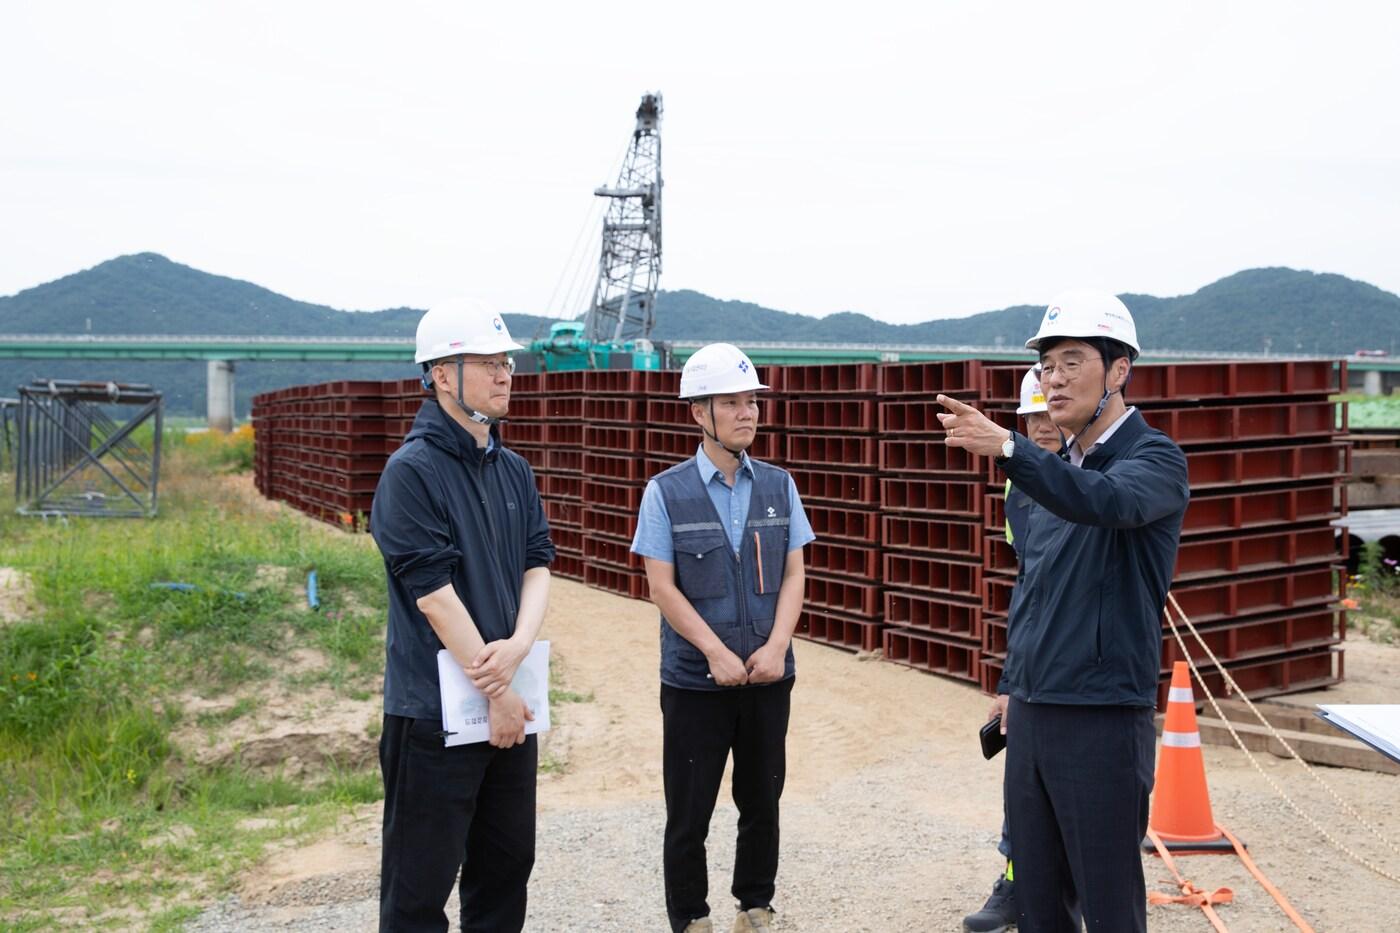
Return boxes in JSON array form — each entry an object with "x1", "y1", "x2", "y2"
[
  {"x1": 1004, "y1": 699, "x2": 1155, "y2": 933},
  {"x1": 379, "y1": 714, "x2": 537, "y2": 933},
  {"x1": 661, "y1": 677, "x2": 794, "y2": 933}
]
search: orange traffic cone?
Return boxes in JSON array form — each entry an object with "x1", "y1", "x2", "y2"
[{"x1": 1142, "y1": 661, "x2": 1238, "y2": 853}]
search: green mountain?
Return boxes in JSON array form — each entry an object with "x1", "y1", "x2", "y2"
[{"x1": 2, "y1": 253, "x2": 1396, "y2": 415}]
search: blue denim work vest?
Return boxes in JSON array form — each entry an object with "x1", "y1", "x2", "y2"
[{"x1": 653, "y1": 456, "x2": 795, "y2": 691}]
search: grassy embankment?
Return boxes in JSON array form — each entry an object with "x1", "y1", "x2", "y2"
[{"x1": 0, "y1": 426, "x2": 387, "y2": 930}]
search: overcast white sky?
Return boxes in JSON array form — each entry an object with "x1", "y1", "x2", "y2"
[{"x1": 2, "y1": 1, "x2": 1398, "y2": 324}]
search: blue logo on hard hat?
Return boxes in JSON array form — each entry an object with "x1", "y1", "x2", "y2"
[
  {"x1": 492, "y1": 317, "x2": 504, "y2": 332},
  {"x1": 1047, "y1": 306, "x2": 1061, "y2": 322},
  {"x1": 738, "y1": 360, "x2": 750, "y2": 373}
]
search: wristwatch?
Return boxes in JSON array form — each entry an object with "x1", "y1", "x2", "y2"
[{"x1": 999, "y1": 434, "x2": 1016, "y2": 462}]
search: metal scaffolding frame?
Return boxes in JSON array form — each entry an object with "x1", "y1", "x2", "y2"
[
  {"x1": 586, "y1": 92, "x2": 663, "y2": 346},
  {"x1": 0, "y1": 398, "x2": 16, "y2": 473},
  {"x1": 14, "y1": 380, "x2": 163, "y2": 517}
]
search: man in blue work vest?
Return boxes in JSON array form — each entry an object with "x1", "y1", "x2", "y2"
[{"x1": 631, "y1": 343, "x2": 815, "y2": 933}]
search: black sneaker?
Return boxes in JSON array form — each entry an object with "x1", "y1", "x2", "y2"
[{"x1": 963, "y1": 876, "x2": 1016, "y2": 932}]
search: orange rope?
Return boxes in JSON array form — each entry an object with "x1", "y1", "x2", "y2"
[
  {"x1": 1146, "y1": 828, "x2": 1233, "y2": 932},
  {"x1": 1145, "y1": 826, "x2": 1316, "y2": 932},
  {"x1": 1218, "y1": 824, "x2": 1315, "y2": 933}
]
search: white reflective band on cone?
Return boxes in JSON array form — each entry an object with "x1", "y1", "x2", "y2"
[
  {"x1": 1168, "y1": 687, "x2": 1194, "y2": 703},
  {"x1": 1161, "y1": 730, "x2": 1202, "y2": 748}
]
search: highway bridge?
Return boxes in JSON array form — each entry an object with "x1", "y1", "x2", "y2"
[{"x1": 1, "y1": 334, "x2": 1392, "y2": 430}]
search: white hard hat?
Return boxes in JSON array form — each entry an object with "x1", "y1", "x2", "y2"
[
  {"x1": 1017, "y1": 368, "x2": 1048, "y2": 415},
  {"x1": 679, "y1": 343, "x2": 768, "y2": 399},
  {"x1": 414, "y1": 298, "x2": 524, "y2": 364},
  {"x1": 1025, "y1": 289, "x2": 1140, "y2": 359}
]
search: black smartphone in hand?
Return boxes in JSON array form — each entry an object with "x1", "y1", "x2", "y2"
[{"x1": 980, "y1": 715, "x2": 1006, "y2": 760}]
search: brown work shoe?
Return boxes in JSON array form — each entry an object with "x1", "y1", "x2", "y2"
[
  {"x1": 733, "y1": 907, "x2": 776, "y2": 932},
  {"x1": 683, "y1": 918, "x2": 714, "y2": 933}
]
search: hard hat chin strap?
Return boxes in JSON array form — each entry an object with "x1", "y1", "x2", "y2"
[
  {"x1": 426, "y1": 359, "x2": 503, "y2": 426},
  {"x1": 1074, "y1": 360, "x2": 1131, "y2": 443},
  {"x1": 707, "y1": 397, "x2": 746, "y2": 462}
]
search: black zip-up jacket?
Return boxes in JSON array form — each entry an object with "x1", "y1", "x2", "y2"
[
  {"x1": 998, "y1": 410, "x2": 1188, "y2": 707},
  {"x1": 370, "y1": 398, "x2": 554, "y2": 719}
]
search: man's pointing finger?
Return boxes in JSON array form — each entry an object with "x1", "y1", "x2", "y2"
[{"x1": 936, "y1": 394, "x2": 976, "y2": 414}]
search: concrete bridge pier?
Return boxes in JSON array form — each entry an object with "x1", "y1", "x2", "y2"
[
  {"x1": 1364, "y1": 369, "x2": 1384, "y2": 397},
  {"x1": 207, "y1": 360, "x2": 235, "y2": 432}
]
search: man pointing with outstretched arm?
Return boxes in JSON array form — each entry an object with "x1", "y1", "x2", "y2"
[{"x1": 937, "y1": 290, "x2": 1188, "y2": 933}]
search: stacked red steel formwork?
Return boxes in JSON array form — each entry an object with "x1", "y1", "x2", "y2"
[
  {"x1": 252, "y1": 357, "x2": 1348, "y2": 710},
  {"x1": 580, "y1": 369, "x2": 653, "y2": 599},
  {"x1": 504, "y1": 371, "x2": 586, "y2": 582},
  {"x1": 976, "y1": 360, "x2": 1350, "y2": 709},
  {"x1": 251, "y1": 378, "x2": 422, "y2": 525},
  {"x1": 783, "y1": 364, "x2": 885, "y2": 652},
  {"x1": 877, "y1": 362, "x2": 989, "y2": 681}
]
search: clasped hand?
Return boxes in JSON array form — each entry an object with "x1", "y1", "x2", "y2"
[
  {"x1": 487, "y1": 688, "x2": 534, "y2": 748},
  {"x1": 469, "y1": 636, "x2": 529, "y2": 699},
  {"x1": 706, "y1": 642, "x2": 785, "y2": 686}
]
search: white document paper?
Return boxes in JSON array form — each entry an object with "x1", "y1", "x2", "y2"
[
  {"x1": 437, "y1": 641, "x2": 551, "y2": 747},
  {"x1": 1317, "y1": 704, "x2": 1400, "y2": 764}
]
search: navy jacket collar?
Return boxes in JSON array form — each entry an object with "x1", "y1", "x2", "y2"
[
  {"x1": 1082, "y1": 409, "x2": 1149, "y2": 468},
  {"x1": 405, "y1": 398, "x2": 500, "y2": 465}
]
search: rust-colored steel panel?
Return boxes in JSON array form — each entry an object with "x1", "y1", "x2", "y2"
[
  {"x1": 780, "y1": 363, "x2": 878, "y2": 394},
  {"x1": 1154, "y1": 646, "x2": 1340, "y2": 711},
  {"x1": 881, "y1": 478, "x2": 983, "y2": 517},
  {"x1": 1183, "y1": 482, "x2": 1339, "y2": 536},
  {"x1": 883, "y1": 553, "x2": 982, "y2": 601},
  {"x1": 583, "y1": 535, "x2": 645, "y2": 570},
  {"x1": 1159, "y1": 608, "x2": 1340, "y2": 673},
  {"x1": 881, "y1": 628, "x2": 982, "y2": 681},
  {"x1": 582, "y1": 480, "x2": 645, "y2": 512},
  {"x1": 1166, "y1": 565, "x2": 1339, "y2": 626},
  {"x1": 883, "y1": 590, "x2": 982, "y2": 638},
  {"x1": 584, "y1": 563, "x2": 649, "y2": 600},
  {"x1": 785, "y1": 399, "x2": 877, "y2": 433},
  {"x1": 583, "y1": 369, "x2": 648, "y2": 395},
  {"x1": 877, "y1": 360, "x2": 984, "y2": 397},
  {"x1": 583, "y1": 397, "x2": 645, "y2": 424},
  {"x1": 807, "y1": 541, "x2": 882, "y2": 580},
  {"x1": 879, "y1": 438, "x2": 984, "y2": 476},
  {"x1": 806, "y1": 505, "x2": 882, "y2": 544},
  {"x1": 582, "y1": 452, "x2": 649, "y2": 482},
  {"x1": 881, "y1": 516, "x2": 984, "y2": 560},
  {"x1": 583, "y1": 425, "x2": 644, "y2": 452},
  {"x1": 789, "y1": 467, "x2": 881, "y2": 507},
  {"x1": 582, "y1": 506, "x2": 638, "y2": 543},
  {"x1": 804, "y1": 574, "x2": 882, "y2": 617},
  {"x1": 786, "y1": 434, "x2": 879, "y2": 469},
  {"x1": 796, "y1": 609, "x2": 884, "y2": 653},
  {"x1": 1173, "y1": 526, "x2": 1342, "y2": 580}
]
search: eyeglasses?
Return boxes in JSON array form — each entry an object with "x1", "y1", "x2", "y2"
[
  {"x1": 439, "y1": 356, "x2": 515, "y2": 376},
  {"x1": 1035, "y1": 356, "x2": 1099, "y2": 382}
]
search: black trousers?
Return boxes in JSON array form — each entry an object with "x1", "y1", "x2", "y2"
[
  {"x1": 1004, "y1": 698, "x2": 1155, "y2": 933},
  {"x1": 379, "y1": 714, "x2": 537, "y2": 933},
  {"x1": 661, "y1": 677, "x2": 794, "y2": 933}
]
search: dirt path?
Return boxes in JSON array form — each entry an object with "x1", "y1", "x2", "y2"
[{"x1": 191, "y1": 580, "x2": 1400, "y2": 931}]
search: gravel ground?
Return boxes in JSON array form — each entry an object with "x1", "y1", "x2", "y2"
[{"x1": 183, "y1": 580, "x2": 1400, "y2": 932}]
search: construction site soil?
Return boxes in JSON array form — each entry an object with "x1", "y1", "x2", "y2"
[{"x1": 187, "y1": 578, "x2": 1400, "y2": 932}]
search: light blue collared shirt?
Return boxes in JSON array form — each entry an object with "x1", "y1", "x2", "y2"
[{"x1": 631, "y1": 444, "x2": 815, "y2": 561}]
